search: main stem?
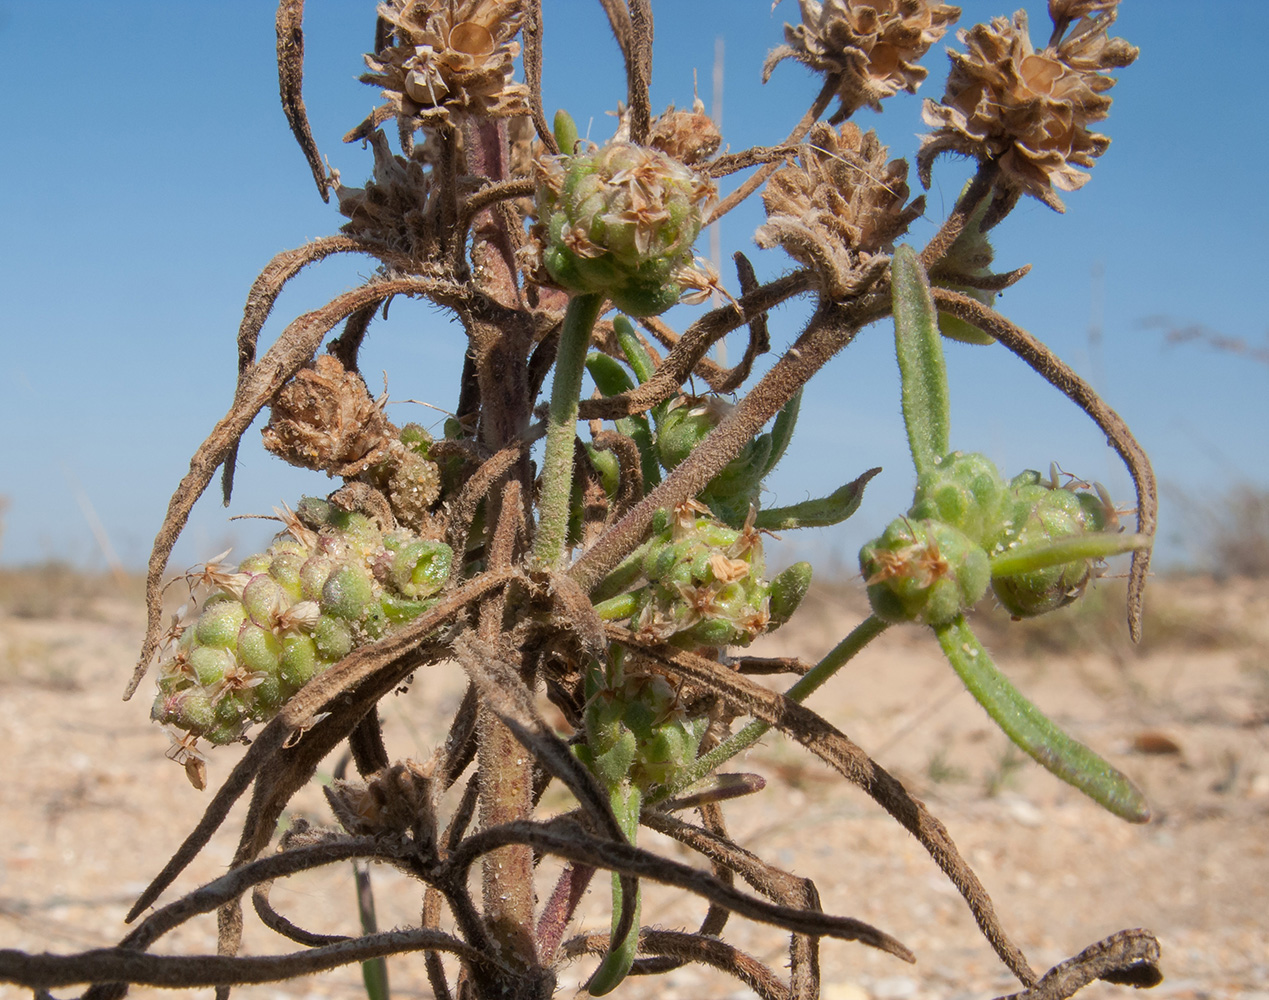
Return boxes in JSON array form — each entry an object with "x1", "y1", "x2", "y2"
[{"x1": 534, "y1": 293, "x2": 604, "y2": 566}]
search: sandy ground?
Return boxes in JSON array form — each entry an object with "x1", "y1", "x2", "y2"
[{"x1": 1, "y1": 575, "x2": 1266, "y2": 1000}]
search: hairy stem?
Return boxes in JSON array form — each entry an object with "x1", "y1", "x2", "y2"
[{"x1": 535, "y1": 293, "x2": 604, "y2": 567}]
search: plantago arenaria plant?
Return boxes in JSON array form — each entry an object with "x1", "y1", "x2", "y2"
[{"x1": 0, "y1": 2, "x2": 1166, "y2": 998}]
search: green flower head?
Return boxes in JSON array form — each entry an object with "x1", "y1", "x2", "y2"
[{"x1": 533, "y1": 138, "x2": 716, "y2": 316}]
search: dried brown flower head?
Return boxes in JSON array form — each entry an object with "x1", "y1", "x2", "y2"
[
  {"x1": 355, "y1": 0, "x2": 530, "y2": 133},
  {"x1": 755, "y1": 122, "x2": 925, "y2": 298},
  {"x1": 917, "y1": 7, "x2": 1138, "y2": 213},
  {"x1": 648, "y1": 98, "x2": 723, "y2": 166},
  {"x1": 262, "y1": 354, "x2": 396, "y2": 478},
  {"x1": 333, "y1": 130, "x2": 439, "y2": 260},
  {"x1": 765, "y1": 0, "x2": 961, "y2": 121}
]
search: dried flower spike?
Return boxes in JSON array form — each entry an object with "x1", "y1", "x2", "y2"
[
  {"x1": 918, "y1": 6, "x2": 1138, "y2": 213},
  {"x1": 765, "y1": 0, "x2": 961, "y2": 121},
  {"x1": 755, "y1": 122, "x2": 924, "y2": 298}
]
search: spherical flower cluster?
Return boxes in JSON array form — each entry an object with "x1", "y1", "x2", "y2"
[
  {"x1": 578, "y1": 661, "x2": 708, "y2": 795},
  {"x1": 624, "y1": 507, "x2": 812, "y2": 648},
  {"x1": 531, "y1": 141, "x2": 716, "y2": 317},
  {"x1": 152, "y1": 501, "x2": 453, "y2": 748},
  {"x1": 861, "y1": 451, "x2": 1128, "y2": 625},
  {"x1": 990, "y1": 469, "x2": 1111, "y2": 617}
]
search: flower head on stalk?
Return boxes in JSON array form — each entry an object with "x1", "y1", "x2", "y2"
[
  {"x1": 756, "y1": 122, "x2": 924, "y2": 299},
  {"x1": 765, "y1": 0, "x2": 961, "y2": 121},
  {"x1": 353, "y1": 0, "x2": 529, "y2": 135},
  {"x1": 917, "y1": 4, "x2": 1138, "y2": 214},
  {"x1": 530, "y1": 137, "x2": 717, "y2": 317}
]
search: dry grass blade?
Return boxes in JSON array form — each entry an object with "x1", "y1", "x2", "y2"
[
  {"x1": 459, "y1": 178, "x2": 536, "y2": 241},
  {"x1": 120, "y1": 837, "x2": 386, "y2": 956},
  {"x1": 644, "y1": 811, "x2": 817, "y2": 916},
  {"x1": 647, "y1": 808, "x2": 820, "y2": 999},
  {"x1": 692, "y1": 801, "x2": 735, "y2": 939},
  {"x1": 450, "y1": 819, "x2": 915, "y2": 962},
  {"x1": 705, "y1": 144, "x2": 800, "y2": 178},
  {"x1": 610, "y1": 625, "x2": 1039, "y2": 987},
  {"x1": 275, "y1": 0, "x2": 327, "y2": 202},
  {"x1": 252, "y1": 879, "x2": 348, "y2": 947},
  {"x1": 626, "y1": 0, "x2": 653, "y2": 144},
  {"x1": 132, "y1": 276, "x2": 461, "y2": 697},
  {"x1": 708, "y1": 252, "x2": 772, "y2": 393},
  {"x1": 930, "y1": 288, "x2": 1157, "y2": 642},
  {"x1": 223, "y1": 235, "x2": 413, "y2": 504},
  {"x1": 124, "y1": 720, "x2": 291, "y2": 922},
  {"x1": 707, "y1": 76, "x2": 838, "y2": 225}
]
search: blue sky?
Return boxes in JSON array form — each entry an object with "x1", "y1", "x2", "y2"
[{"x1": 1, "y1": 1, "x2": 1265, "y2": 575}]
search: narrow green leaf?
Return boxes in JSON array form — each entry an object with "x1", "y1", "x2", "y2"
[
  {"x1": 353, "y1": 860, "x2": 390, "y2": 1000},
  {"x1": 989, "y1": 532, "x2": 1152, "y2": 579},
  {"x1": 760, "y1": 388, "x2": 803, "y2": 478},
  {"x1": 593, "y1": 591, "x2": 642, "y2": 622},
  {"x1": 934, "y1": 616, "x2": 1150, "y2": 823},
  {"x1": 609, "y1": 317, "x2": 662, "y2": 488},
  {"x1": 612, "y1": 315, "x2": 655, "y2": 385},
  {"x1": 587, "y1": 784, "x2": 643, "y2": 996},
  {"x1": 586, "y1": 352, "x2": 636, "y2": 396},
  {"x1": 554, "y1": 109, "x2": 579, "y2": 155},
  {"x1": 754, "y1": 467, "x2": 881, "y2": 530},
  {"x1": 891, "y1": 244, "x2": 950, "y2": 479}
]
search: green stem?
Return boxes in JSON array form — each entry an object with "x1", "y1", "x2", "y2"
[
  {"x1": 535, "y1": 293, "x2": 604, "y2": 567},
  {"x1": 891, "y1": 244, "x2": 950, "y2": 480},
  {"x1": 586, "y1": 783, "x2": 643, "y2": 996},
  {"x1": 934, "y1": 614, "x2": 1150, "y2": 823},
  {"x1": 648, "y1": 615, "x2": 890, "y2": 805}
]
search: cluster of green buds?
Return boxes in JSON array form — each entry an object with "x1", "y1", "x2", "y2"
[
  {"x1": 990, "y1": 467, "x2": 1122, "y2": 618},
  {"x1": 531, "y1": 112, "x2": 716, "y2": 317},
  {"x1": 152, "y1": 499, "x2": 453, "y2": 747},
  {"x1": 655, "y1": 393, "x2": 800, "y2": 527},
  {"x1": 861, "y1": 449, "x2": 1134, "y2": 626},
  {"x1": 576, "y1": 652, "x2": 708, "y2": 797},
  {"x1": 596, "y1": 503, "x2": 812, "y2": 650}
]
